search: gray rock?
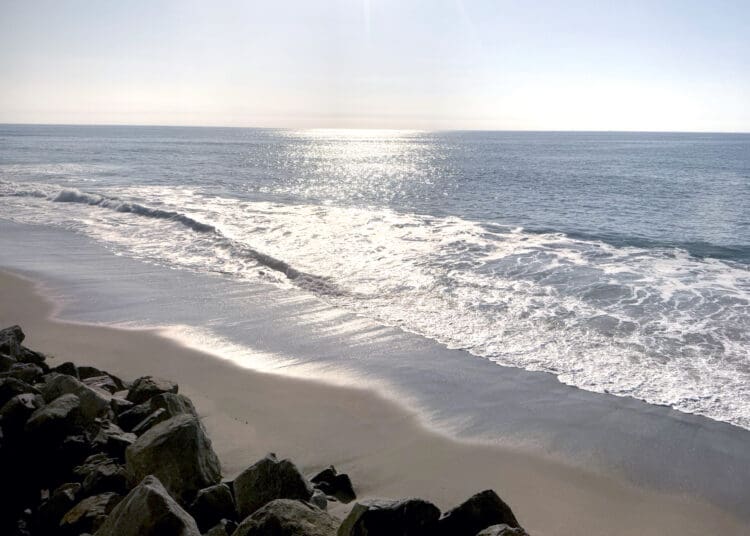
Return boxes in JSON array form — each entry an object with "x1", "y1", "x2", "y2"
[
  {"x1": 234, "y1": 453, "x2": 314, "y2": 518},
  {"x1": 78, "y1": 366, "x2": 127, "y2": 390},
  {"x1": 42, "y1": 374, "x2": 113, "y2": 422},
  {"x1": 24, "y1": 393, "x2": 81, "y2": 438},
  {"x1": 3, "y1": 363, "x2": 43, "y2": 383},
  {"x1": 233, "y1": 499, "x2": 338, "y2": 536},
  {"x1": 338, "y1": 498, "x2": 440, "y2": 536},
  {"x1": 36, "y1": 482, "x2": 81, "y2": 533},
  {"x1": 189, "y1": 483, "x2": 236, "y2": 532},
  {"x1": 311, "y1": 489, "x2": 328, "y2": 510},
  {"x1": 150, "y1": 392, "x2": 198, "y2": 418},
  {"x1": 126, "y1": 376, "x2": 177, "y2": 404},
  {"x1": 311, "y1": 466, "x2": 356, "y2": 504},
  {"x1": 52, "y1": 361, "x2": 79, "y2": 378},
  {"x1": 0, "y1": 392, "x2": 44, "y2": 434},
  {"x1": 476, "y1": 524, "x2": 529, "y2": 536},
  {"x1": 437, "y1": 490, "x2": 520, "y2": 536},
  {"x1": 132, "y1": 407, "x2": 170, "y2": 435},
  {"x1": 93, "y1": 475, "x2": 200, "y2": 536},
  {"x1": 205, "y1": 519, "x2": 237, "y2": 536},
  {"x1": 110, "y1": 396, "x2": 134, "y2": 415},
  {"x1": 91, "y1": 420, "x2": 136, "y2": 458},
  {"x1": 0, "y1": 377, "x2": 40, "y2": 406},
  {"x1": 60, "y1": 492, "x2": 122, "y2": 535},
  {"x1": 117, "y1": 402, "x2": 153, "y2": 431},
  {"x1": 83, "y1": 375, "x2": 120, "y2": 394},
  {"x1": 0, "y1": 325, "x2": 24, "y2": 357},
  {"x1": 74, "y1": 453, "x2": 129, "y2": 496},
  {"x1": 126, "y1": 414, "x2": 221, "y2": 505},
  {"x1": 16, "y1": 345, "x2": 47, "y2": 365}
]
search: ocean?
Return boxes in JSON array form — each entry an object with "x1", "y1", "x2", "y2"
[{"x1": 1, "y1": 124, "x2": 748, "y2": 430}]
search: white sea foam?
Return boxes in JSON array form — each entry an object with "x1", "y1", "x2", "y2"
[{"x1": 2, "y1": 179, "x2": 749, "y2": 428}]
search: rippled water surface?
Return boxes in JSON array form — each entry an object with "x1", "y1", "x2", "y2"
[{"x1": 1, "y1": 125, "x2": 748, "y2": 427}]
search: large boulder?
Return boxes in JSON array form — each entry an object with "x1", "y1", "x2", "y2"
[
  {"x1": 476, "y1": 525, "x2": 529, "y2": 536},
  {"x1": 233, "y1": 499, "x2": 338, "y2": 536},
  {"x1": 234, "y1": 453, "x2": 314, "y2": 518},
  {"x1": 338, "y1": 498, "x2": 440, "y2": 536},
  {"x1": 311, "y1": 466, "x2": 356, "y2": 503},
  {"x1": 125, "y1": 414, "x2": 221, "y2": 505},
  {"x1": 126, "y1": 376, "x2": 177, "y2": 404},
  {"x1": 437, "y1": 490, "x2": 520, "y2": 536},
  {"x1": 93, "y1": 475, "x2": 200, "y2": 536},
  {"x1": 42, "y1": 374, "x2": 112, "y2": 422},
  {"x1": 189, "y1": 483, "x2": 236, "y2": 532},
  {"x1": 24, "y1": 393, "x2": 81, "y2": 439},
  {"x1": 0, "y1": 325, "x2": 24, "y2": 357},
  {"x1": 60, "y1": 492, "x2": 122, "y2": 535}
]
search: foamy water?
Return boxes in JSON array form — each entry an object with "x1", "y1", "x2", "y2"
[{"x1": 1, "y1": 126, "x2": 748, "y2": 428}]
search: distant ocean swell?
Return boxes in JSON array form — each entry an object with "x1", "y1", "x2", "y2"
[{"x1": 1, "y1": 179, "x2": 749, "y2": 429}]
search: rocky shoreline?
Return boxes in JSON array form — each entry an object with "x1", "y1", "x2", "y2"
[{"x1": 1, "y1": 324, "x2": 527, "y2": 536}]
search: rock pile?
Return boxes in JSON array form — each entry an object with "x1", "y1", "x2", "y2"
[{"x1": 0, "y1": 325, "x2": 528, "y2": 535}]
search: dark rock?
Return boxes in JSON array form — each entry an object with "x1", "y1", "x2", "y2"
[
  {"x1": 93, "y1": 475, "x2": 200, "y2": 536},
  {"x1": 476, "y1": 525, "x2": 529, "y2": 536},
  {"x1": 3, "y1": 363, "x2": 44, "y2": 383},
  {"x1": 0, "y1": 392, "x2": 44, "y2": 434},
  {"x1": 311, "y1": 489, "x2": 328, "y2": 510},
  {"x1": 150, "y1": 392, "x2": 198, "y2": 418},
  {"x1": 78, "y1": 366, "x2": 127, "y2": 390},
  {"x1": 126, "y1": 414, "x2": 221, "y2": 505},
  {"x1": 24, "y1": 393, "x2": 81, "y2": 439},
  {"x1": 16, "y1": 346, "x2": 47, "y2": 365},
  {"x1": 338, "y1": 498, "x2": 440, "y2": 536},
  {"x1": 74, "y1": 454, "x2": 129, "y2": 496},
  {"x1": 36, "y1": 482, "x2": 81, "y2": 534},
  {"x1": 83, "y1": 375, "x2": 120, "y2": 394},
  {"x1": 52, "y1": 361, "x2": 79, "y2": 378},
  {"x1": 0, "y1": 325, "x2": 24, "y2": 357},
  {"x1": 311, "y1": 465, "x2": 356, "y2": 504},
  {"x1": 233, "y1": 499, "x2": 338, "y2": 536},
  {"x1": 117, "y1": 402, "x2": 152, "y2": 431},
  {"x1": 91, "y1": 420, "x2": 136, "y2": 458},
  {"x1": 189, "y1": 483, "x2": 236, "y2": 532},
  {"x1": 0, "y1": 377, "x2": 40, "y2": 406},
  {"x1": 437, "y1": 490, "x2": 520, "y2": 536},
  {"x1": 132, "y1": 407, "x2": 170, "y2": 435},
  {"x1": 204, "y1": 519, "x2": 237, "y2": 536},
  {"x1": 126, "y1": 376, "x2": 177, "y2": 405},
  {"x1": 60, "y1": 492, "x2": 121, "y2": 535},
  {"x1": 42, "y1": 374, "x2": 113, "y2": 422},
  {"x1": 234, "y1": 453, "x2": 314, "y2": 518},
  {"x1": 110, "y1": 396, "x2": 134, "y2": 416}
]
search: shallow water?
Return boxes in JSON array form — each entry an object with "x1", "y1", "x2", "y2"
[{"x1": 1, "y1": 125, "x2": 748, "y2": 428}]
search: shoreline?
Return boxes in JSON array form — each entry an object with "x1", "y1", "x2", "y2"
[{"x1": 1, "y1": 268, "x2": 747, "y2": 535}]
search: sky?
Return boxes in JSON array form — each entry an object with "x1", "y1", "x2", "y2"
[{"x1": 0, "y1": 0, "x2": 748, "y2": 131}]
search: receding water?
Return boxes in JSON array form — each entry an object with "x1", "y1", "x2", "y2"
[{"x1": 1, "y1": 124, "x2": 749, "y2": 428}]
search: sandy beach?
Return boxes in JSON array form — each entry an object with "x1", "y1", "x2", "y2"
[{"x1": 1, "y1": 269, "x2": 746, "y2": 536}]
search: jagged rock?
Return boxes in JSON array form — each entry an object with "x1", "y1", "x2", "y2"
[
  {"x1": 233, "y1": 499, "x2": 338, "y2": 536},
  {"x1": 0, "y1": 325, "x2": 24, "y2": 357},
  {"x1": 476, "y1": 524, "x2": 529, "y2": 536},
  {"x1": 150, "y1": 392, "x2": 198, "y2": 418},
  {"x1": 126, "y1": 414, "x2": 221, "y2": 505},
  {"x1": 52, "y1": 361, "x2": 79, "y2": 378},
  {"x1": 83, "y1": 375, "x2": 120, "y2": 394},
  {"x1": 91, "y1": 420, "x2": 136, "y2": 458},
  {"x1": 132, "y1": 407, "x2": 170, "y2": 435},
  {"x1": 338, "y1": 498, "x2": 441, "y2": 536},
  {"x1": 24, "y1": 393, "x2": 81, "y2": 439},
  {"x1": 42, "y1": 374, "x2": 112, "y2": 422},
  {"x1": 189, "y1": 483, "x2": 236, "y2": 532},
  {"x1": 311, "y1": 466, "x2": 356, "y2": 503},
  {"x1": 126, "y1": 376, "x2": 177, "y2": 404},
  {"x1": 3, "y1": 363, "x2": 44, "y2": 383},
  {"x1": 60, "y1": 492, "x2": 121, "y2": 535},
  {"x1": 36, "y1": 482, "x2": 81, "y2": 533},
  {"x1": 117, "y1": 402, "x2": 152, "y2": 431},
  {"x1": 437, "y1": 490, "x2": 520, "y2": 536},
  {"x1": 0, "y1": 392, "x2": 44, "y2": 434},
  {"x1": 79, "y1": 366, "x2": 127, "y2": 390},
  {"x1": 110, "y1": 396, "x2": 134, "y2": 415},
  {"x1": 0, "y1": 377, "x2": 40, "y2": 406},
  {"x1": 93, "y1": 475, "x2": 200, "y2": 536},
  {"x1": 74, "y1": 453, "x2": 129, "y2": 495},
  {"x1": 204, "y1": 519, "x2": 237, "y2": 536},
  {"x1": 311, "y1": 489, "x2": 328, "y2": 510},
  {"x1": 234, "y1": 453, "x2": 314, "y2": 518},
  {"x1": 0, "y1": 352, "x2": 17, "y2": 373}
]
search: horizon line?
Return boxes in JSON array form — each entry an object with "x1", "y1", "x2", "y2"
[{"x1": 1, "y1": 121, "x2": 748, "y2": 136}]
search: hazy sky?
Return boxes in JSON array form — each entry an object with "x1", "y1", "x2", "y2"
[{"x1": 1, "y1": 0, "x2": 748, "y2": 131}]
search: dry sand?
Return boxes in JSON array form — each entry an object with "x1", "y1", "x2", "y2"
[{"x1": 1, "y1": 270, "x2": 745, "y2": 536}]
